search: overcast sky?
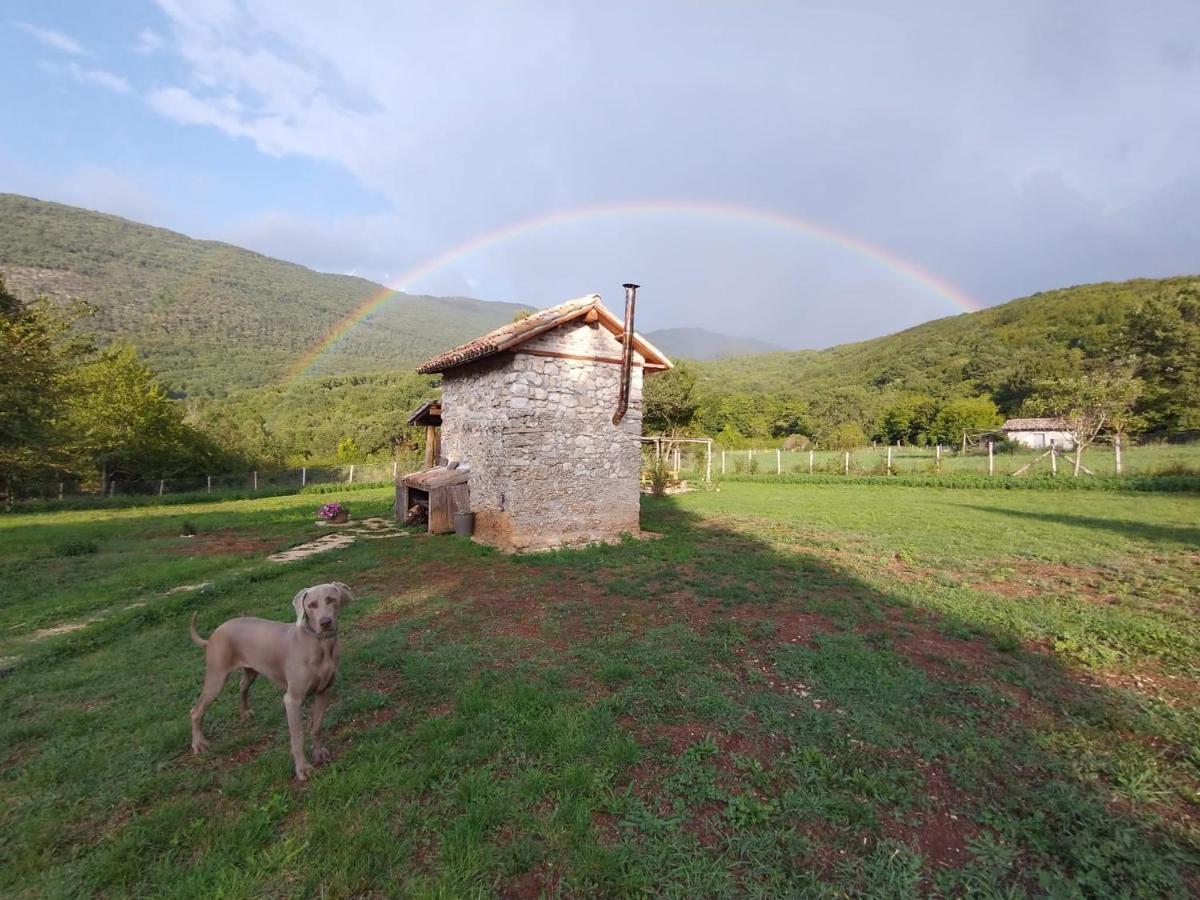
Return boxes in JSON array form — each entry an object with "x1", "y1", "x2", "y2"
[{"x1": 3, "y1": 1, "x2": 1198, "y2": 348}]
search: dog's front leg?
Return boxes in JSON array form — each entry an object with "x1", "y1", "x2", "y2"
[
  {"x1": 309, "y1": 689, "x2": 334, "y2": 765},
  {"x1": 283, "y1": 692, "x2": 313, "y2": 781}
]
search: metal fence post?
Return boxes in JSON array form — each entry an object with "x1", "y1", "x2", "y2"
[
  {"x1": 348, "y1": 465, "x2": 355, "y2": 484},
  {"x1": 253, "y1": 470, "x2": 258, "y2": 491}
]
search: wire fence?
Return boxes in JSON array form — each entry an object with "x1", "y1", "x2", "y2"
[
  {"x1": 645, "y1": 432, "x2": 1200, "y2": 480},
  {"x1": 10, "y1": 456, "x2": 425, "y2": 504}
]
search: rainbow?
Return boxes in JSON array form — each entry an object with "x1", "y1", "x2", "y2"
[{"x1": 283, "y1": 199, "x2": 978, "y2": 384}]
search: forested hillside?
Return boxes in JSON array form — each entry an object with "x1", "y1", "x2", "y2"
[
  {"x1": 669, "y1": 276, "x2": 1200, "y2": 445},
  {"x1": 0, "y1": 194, "x2": 527, "y2": 395},
  {"x1": 2, "y1": 194, "x2": 1196, "y2": 478}
]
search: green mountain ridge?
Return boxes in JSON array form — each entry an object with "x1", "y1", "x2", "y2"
[
  {"x1": 694, "y1": 276, "x2": 1196, "y2": 400},
  {"x1": 2, "y1": 193, "x2": 1195, "y2": 454},
  {"x1": 0, "y1": 193, "x2": 530, "y2": 396}
]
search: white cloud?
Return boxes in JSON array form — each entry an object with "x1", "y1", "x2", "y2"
[
  {"x1": 134, "y1": 28, "x2": 164, "y2": 53},
  {"x1": 13, "y1": 20, "x2": 87, "y2": 55},
  {"x1": 40, "y1": 60, "x2": 131, "y2": 95},
  {"x1": 130, "y1": 1, "x2": 1200, "y2": 343}
]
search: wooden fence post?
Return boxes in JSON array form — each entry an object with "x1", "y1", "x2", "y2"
[
  {"x1": 207, "y1": 475, "x2": 211, "y2": 494},
  {"x1": 301, "y1": 467, "x2": 307, "y2": 487},
  {"x1": 1050, "y1": 446, "x2": 1057, "y2": 476},
  {"x1": 674, "y1": 445, "x2": 680, "y2": 474},
  {"x1": 393, "y1": 460, "x2": 398, "y2": 480},
  {"x1": 935, "y1": 444, "x2": 941, "y2": 473},
  {"x1": 886, "y1": 445, "x2": 892, "y2": 475},
  {"x1": 776, "y1": 448, "x2": 781, "y2": 475},
  {"x1": 844, "y1": 451, "x2": 850, "y2": 475},
  {"x1": 348, "y1": 465, "x2": 355, "y2": 484},
  {"x1": 253, "y1": 470, "x2": 258, "y2": 491},
  {"x1": 1114, "y1": 435, "x2": 1122, "y2": 475},
  {"x1": 158, "y1": 479, "x2": 165, "y2": 496},
  {"x1": 962, "y1": 431, "x2": 967, "y2": 453},
  {"x1": 809, "y1": 450, "x2": 814, "y2": 474},
  {"x1": 705, "y1": 441, "x2": 712, "y2": 483},
  {"x1": 988, "y1": 440, "x2": 994, "y2": 476}
]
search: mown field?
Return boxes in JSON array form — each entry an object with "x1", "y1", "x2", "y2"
[{"x1": 2, "y1": 483, "x2": 1199, "y2": 897}]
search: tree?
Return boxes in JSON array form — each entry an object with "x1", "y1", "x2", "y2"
[
  {"x1": 1026, "y1": 365, "x2": 1141, "y2": 476},
  {"x1": 930, "y1": 397, "x2": 1001, "y2": 446},
  {"x1": 826, "y1": 423, "x2": 866, "y2": 451},
  {"x1": 643, "y1": 361, "x2": 699, "y2": 434},
  {"x1": 1124, "y1": 283, "x2": 1200, "y2": 430},
  {"x1": 0, "y1": 276, "x2": 88, "y2": 493},
  {"x1": 880, "y1": 394, "x2": 938, "y2": 445},
  {"x1": 63, "y1": 345, "x2": 231, "y2": 483}
]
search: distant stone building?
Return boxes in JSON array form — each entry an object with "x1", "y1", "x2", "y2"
[
  {"x1": 402, "y1": 294, "x2": 671, "y2": 551},
  {"x1": 1000, "y1": 417, "x2": 1076, "y2": 450}
]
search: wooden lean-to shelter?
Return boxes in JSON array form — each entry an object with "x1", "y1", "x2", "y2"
[
  {"x1": 395, "y1": 286, "x2": 672, "y2": 551},
  {"x1": 397, "y1": 464, "x2": 470, "y2": 534}
]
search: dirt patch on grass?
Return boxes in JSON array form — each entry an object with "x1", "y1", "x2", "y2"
[
  {"x1": 226, "y1": 733, "x2": 278, "y2": 765},
  {"x1": 500, "y1": 862, "x2": 560, "y2": 900},
  {"x1": 961, "y1": 559, "x2": 1127, "y2": 605},
  {"x1": 888, "y1": 623, "x2": 1001, "y2": 679},
  {"x1": 884, "y1": 761, "x2": 976, "y2": 869},
  {"x1": 173, "y1": 530, "x2": 278, "y2": 557}
]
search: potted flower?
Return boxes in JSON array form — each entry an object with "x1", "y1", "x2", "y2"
[{"x1": 317, "y1": 502, "x2": 350, "y2": 525}]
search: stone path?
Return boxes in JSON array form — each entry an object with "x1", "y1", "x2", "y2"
[{"x1": 268, "y1": 517, "x2": 408, "y2": 563}]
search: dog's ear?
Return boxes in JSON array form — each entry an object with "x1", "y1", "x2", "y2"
[
  {"x1": 292, "y1": 588, "x2": 309, "y2": 626},
  {"x1": 333, "y1": 582, "x2": 353, "y2": 609}
]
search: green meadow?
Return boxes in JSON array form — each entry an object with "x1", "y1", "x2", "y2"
[{"x1": 2, "y1": 483, "x2": 1198, "y2": 897}]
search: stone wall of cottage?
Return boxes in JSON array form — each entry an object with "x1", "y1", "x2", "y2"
[{"x1": 438, "y1": 318, "x2": 646, "y2": 551}]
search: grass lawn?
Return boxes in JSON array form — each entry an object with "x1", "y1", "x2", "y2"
[{"x1": 2, "y1": 482, "x2": 1199, "y2": 897}]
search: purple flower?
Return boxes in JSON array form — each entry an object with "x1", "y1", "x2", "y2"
[{"x1": 317, "y1": 502, "x2": 347, "y2": 519}]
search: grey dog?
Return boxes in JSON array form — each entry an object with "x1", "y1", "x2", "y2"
[{"x1": 189, "y1": 582, "x2": 352, "y2": 781}]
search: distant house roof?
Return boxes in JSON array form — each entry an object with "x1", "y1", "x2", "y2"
[
  {"x1": 1001, "y1": 417, "x2": 1068, "y2": 431},
  {"x1": 415, "y1": 294, "x2": 673, "y2": 375},
  {"x1": 407, "y1": 399, "x2": 442, "y2": 427}
]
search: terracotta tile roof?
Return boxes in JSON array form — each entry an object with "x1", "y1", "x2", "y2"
[
  {"x1": 1001, "y1": 417, "x2": 1068, "y2": 431},
  {"x1": 415, "y1": 294, "x2": 672, "y2": 374}
]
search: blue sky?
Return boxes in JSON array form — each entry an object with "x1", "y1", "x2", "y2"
[{"x1": 3, "y1": 1, "x2": 1199, "y2": 347}]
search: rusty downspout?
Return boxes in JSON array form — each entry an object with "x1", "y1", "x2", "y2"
[{"x1": 612, "y1": 283, "x2": 638, "y2": 425}]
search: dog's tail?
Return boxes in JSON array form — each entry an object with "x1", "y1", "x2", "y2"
[{"x1": 189, "y1": 612, "x2": 208, "y2": 648}]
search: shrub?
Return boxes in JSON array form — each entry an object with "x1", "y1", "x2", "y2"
[
  {"x1": 826, "y1": 423, "x2": 866, "y2": 451},
  {"x1": 648, "y1": 457, "x2": 670, "y2": 497},
  {"x1": 54, "y1": 540, "x2": 98, "y2": 557}
]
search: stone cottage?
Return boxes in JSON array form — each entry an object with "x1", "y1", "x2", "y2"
[{"x1": 403, "y1": 292, "x2": 672, "y2": 551}]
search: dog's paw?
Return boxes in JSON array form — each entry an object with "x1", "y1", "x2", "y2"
[
  {"x1": 313, "y1": 745, "x2": 333, "y2": 765},
  {"x1": 191, "y1": 737, "x2": 210, "y2": 755},
  {"x1": 294, "y1": 761, "x2": 315, "y2": 782}
]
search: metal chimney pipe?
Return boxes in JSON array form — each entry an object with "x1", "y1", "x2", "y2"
[{"x1": 612, "y1": 283, "x2": 638, "y2": 425}]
